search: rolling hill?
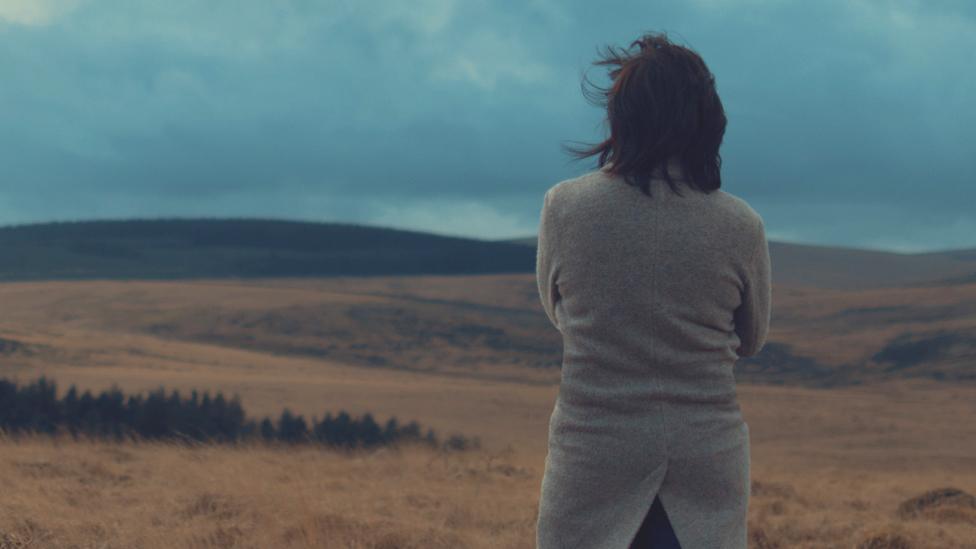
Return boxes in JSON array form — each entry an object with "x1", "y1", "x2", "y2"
[
  {"x1": 0, "y1": 218, "x2": 973, "y2": 388},
  {"x1": 503, "y1": 236, "x2": 976, "y2": 291},
  {"x1": 2, "y1": 234, "x2": 976, "y2": 548},
  {"x1": 2, "y1": 274, "x2": 975, "y2": 390},
  {"x1": 0, "y1": 219, "x2": 536, "y2": 281},
  {"x1": 2, "y1": 218, "x2": 975, "y2": 290}
]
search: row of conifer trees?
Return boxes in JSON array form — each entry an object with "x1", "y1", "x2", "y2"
[{"x1": 0, "y1": 376, "x2": 480, "y2": 451}]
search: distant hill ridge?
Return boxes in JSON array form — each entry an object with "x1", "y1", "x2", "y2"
[
  {"x1": 503, "y1": 236, "x2": 976, "y2": 290},
  {"x1": 1, "y1": 218, "x2": 975, "y2": 288},
  {"x1": 0, "y1": 218, "x2": 535, "y2": 281}
]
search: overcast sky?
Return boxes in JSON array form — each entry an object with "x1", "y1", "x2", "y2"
[{"x1": 1, "y1": 0, "x2": 973, "y2": 252}]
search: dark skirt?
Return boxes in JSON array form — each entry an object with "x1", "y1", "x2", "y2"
[{"x1": 629, "y1": 495, "x2": 682, "y2": 548}]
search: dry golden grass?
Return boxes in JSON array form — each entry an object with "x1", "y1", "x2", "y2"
[
  {"x1": 3, "y1": 275, "x2": 976, "y2": 387},
  {"x1": 2, "y1": 430, "x2": 975, "y2": 549},
  {"x1": 0, "y1": 437, "x2": 534, "y2": 548},
  {"x1": 2, "y1": 275, "x2": 976, "y2": 547}
]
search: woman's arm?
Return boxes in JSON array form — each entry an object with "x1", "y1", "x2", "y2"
[
  {"x1": 733, "y1": 217, "x2": 771, "y2": 357},
  {"x1": 536, "y1": 188, "x2": 562, "y2": 332}
]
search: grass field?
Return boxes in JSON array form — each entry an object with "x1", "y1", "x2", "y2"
[
  {"x1": 2, "y1": 275, "x2": 975, "y2": 547},
  {"x1": 2, "y1": 399, "x2": 975, "y2": 549}
]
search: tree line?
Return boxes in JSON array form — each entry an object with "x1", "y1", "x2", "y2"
[{"x1": 0, "y1": 376, "x2": 480, "y2": 451}]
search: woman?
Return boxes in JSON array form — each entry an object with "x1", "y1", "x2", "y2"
[{"x1": 535, "y1": 32, "x2": 771, "y2": 548}]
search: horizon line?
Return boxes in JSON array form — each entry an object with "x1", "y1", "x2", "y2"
[{"x1": 0, "y1": 215, "x2": 971, "y2": 257}]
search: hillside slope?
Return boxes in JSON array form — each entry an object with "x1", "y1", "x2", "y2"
[
  {"x1": 503, "y1": 236, "x2": 976, "y2": 290},
  {"x1": 1, "y1": 275, "x2": 974, "y2": 387},
  {"x1": 0, "y1": 219, "x2": 535, "y2": 281},
  {"x1": 3, "y1": 218, "x2": 975, "y2": 290}
]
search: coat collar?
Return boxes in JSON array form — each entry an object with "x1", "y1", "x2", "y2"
[{"x1": 600, "y1": 157, "x2": 686, "y2": 181}]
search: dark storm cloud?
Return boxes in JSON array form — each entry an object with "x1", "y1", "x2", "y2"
[{"x1": 0, "y1": 0, "x2": 973, "y2": 250}]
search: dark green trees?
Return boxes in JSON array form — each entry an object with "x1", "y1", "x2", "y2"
[{"x1": 0, "y1": 376, "x2": 480, "y2": 451}]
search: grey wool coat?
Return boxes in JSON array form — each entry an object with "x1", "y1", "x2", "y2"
[{"x1": 535, "y1": 165, "x2": 771, "y2": 549}]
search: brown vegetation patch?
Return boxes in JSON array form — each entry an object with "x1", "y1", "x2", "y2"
[
  {"x1": 279, "y1": 507, "x2": 469, "y2": 547},
  {"x1": 281, "y1": 513, "x2": 369, "y2": 546},
  {"x1": 12, "y1": 460, "x2": 69, "y2": 479},
  {"x1": 855, "y1": 530, "x2": 914, "y2": 549},
  {"x1": 0, "y1": 519, "x2": 56, "y2": 549},
  {"x1": 12, "y1": 456, "x2": 131, "y2": 486},
  {"x1": 897, "y1": 487, "x2": 976, "y2": 524},
  {"x1": 403, "y1": 492, "x2": 442, "y2": 510},
  {"x1": 484, "y1": 462, "x2": 533, "y2": 479},
  {"x1": 187, "y1": 525, "x2": 246, "y2": 548},
  {"x1": 872, "y1": 331, "x2": 976, "y2": 375},
  {"x1": 98, "y1": 446, "x2": 136, "y2": 464},
  {"x1": 750, "y1": 479, "x2": 798, "y2": 499},
  {"x1": 77, "y1": 460, "x2": 133, "y2": 486},
  {"x1": 748, "y1": 524, "x2": 782, "y2": 549},
  {"x1": 181, "y1": 492, "x2": 245, "y2": 521},
  {"x1": 0, "y1": 338, "x2": 27, "y2": 356}
]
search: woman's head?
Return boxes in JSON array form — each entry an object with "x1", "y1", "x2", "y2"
[{"x1": 568, "y1": 32, "x2": 727, "y2": 196}]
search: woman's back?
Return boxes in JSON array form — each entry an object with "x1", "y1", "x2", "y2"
[
  {"x1": 536, "y1": 166, "x2": 771, "y2": 548},
  {"x1": 539, "y1": 166, "x2": 770, "y2": 410}
]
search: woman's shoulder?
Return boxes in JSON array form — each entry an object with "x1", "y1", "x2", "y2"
[
  {"x1": 709, "y1": 189, "x2": 765, "y2": 232},
  {"x1": 544, "y1": 171, "x2": 764, "y2": 236},
  {"x1": 543, "y1": 168, "x2": 616, "y2": 211},
  {"x1": 545, "y1": 169, "x2": 604, "y2": 196}
]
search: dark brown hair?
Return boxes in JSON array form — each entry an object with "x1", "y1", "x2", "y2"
[{"x1": 566, "y1": 32, "x2": 727, "y2": 197}]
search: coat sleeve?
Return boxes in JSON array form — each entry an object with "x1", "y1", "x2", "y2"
[
  {"x1": 536, "y1": 188, "x2": 562, "y2": 332},
  {"x1": 733, "y1": 217, "x2": 772, "y2": 357}
]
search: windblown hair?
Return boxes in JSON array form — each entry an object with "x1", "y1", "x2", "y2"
[{"x1": 566, "y1": 32, "x2": 727, "y2": 197}]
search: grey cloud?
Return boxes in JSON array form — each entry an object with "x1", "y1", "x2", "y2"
[{"x1": 0, "y1": 0, "x2": 973, "y2": 249}]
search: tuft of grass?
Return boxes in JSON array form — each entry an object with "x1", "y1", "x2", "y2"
[
  {"x1": 897, "y1": 487, "x2": 976, "y2": 526},
  {"x1": 855, "y1": 530, "x2": 914, "y2": 549}
]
